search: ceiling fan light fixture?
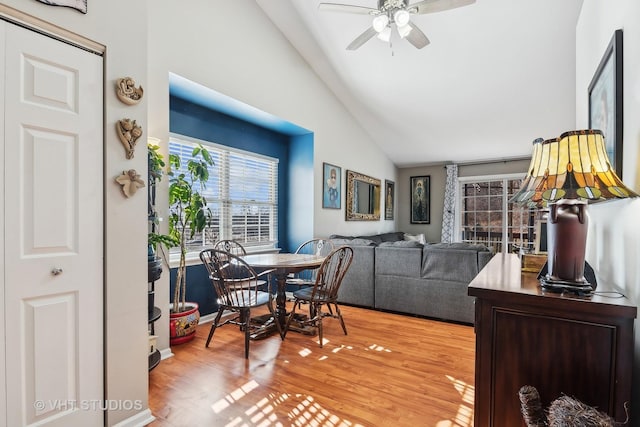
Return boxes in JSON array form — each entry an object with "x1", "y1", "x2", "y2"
[
  {"x1": 372, "y1": 14, "x2": 389, "y2": 33},
  {"x1": 393, "y1": 9, "x2": 410, "y2": 27},
  {"x1": 397, "y1": 23, "x2": 412, "y2": 38},
  {"x1": 376, "y1": 26, "x2": 392, "y2": 42}
]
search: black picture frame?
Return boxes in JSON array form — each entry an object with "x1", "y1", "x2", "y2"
[
  {"x1": 36, "y1": 0, "x2": 87, "y2": 14},
  {"x1": 588, "y1": 29, "x2": 623, "y2": 176},
  {"x1": 384, "y1": 180, "x2": 394, "y2": 220},
  {"x1": 534, "y1": 219, "x2": 548, "y2": 254},
  {"x1": 410, "y1": 175, "x2": 430, "y2": 224},
  {"x1": 322, "y1": 162, "x2": 341, "y2": 209}
]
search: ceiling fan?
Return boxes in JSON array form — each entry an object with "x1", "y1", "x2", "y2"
[{"x1": 318, "y1": 0, "x2": 476, "y2": 50}]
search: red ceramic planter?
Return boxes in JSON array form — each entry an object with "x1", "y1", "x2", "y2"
[{"x1": 169, "y1": 302, "x2": 200, "y2": 345}]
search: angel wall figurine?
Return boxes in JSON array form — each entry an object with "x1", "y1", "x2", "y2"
[{"x1": 115, "y1": 169, "x2": 145, "y2": 198}]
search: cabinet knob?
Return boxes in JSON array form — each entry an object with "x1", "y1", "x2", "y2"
[{"x1": 51, "y1": 267, "x2": 63, "y2": 276}]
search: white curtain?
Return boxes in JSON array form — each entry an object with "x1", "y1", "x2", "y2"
[{"x1": 441, "y1": 164, "x2": 458, "y2": 243}]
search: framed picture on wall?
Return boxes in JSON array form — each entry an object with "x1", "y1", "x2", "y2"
[
  {"x1": 410, "y1": 175, "x2": 430, "y2": 224},
  {"x1": 322, "y1": 162, "x2": 341, "y2": 209},
  {"x1": 384, "y1": 180, "x2": 394, "y2": 220},
  {"x1": 36, "y1": 0, "x2": 87, "y2": 13},
  {"x1": 534, "y1": 219, "x2": 548, "y2": 254},
  {"x1": 588, "y1": 29, "x2": 623, "y2": 176}
]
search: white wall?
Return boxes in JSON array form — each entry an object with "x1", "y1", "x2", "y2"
[
  {"x1": 576, "y1": 1, "x2": 640, "y2": 422},
  {"x1": 0, "y1": 1, "x2": 150, "y2": 426},
  {"x1": 147, "y1": 0, "x2": 397, "y2": 356}
]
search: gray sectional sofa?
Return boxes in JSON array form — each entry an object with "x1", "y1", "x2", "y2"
[{"x1": 329, "y1": 232, "x2": 494, "y2": 324}]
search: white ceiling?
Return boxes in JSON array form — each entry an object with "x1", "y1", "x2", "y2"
[{"x1": 257, "y1": 0, "x2": 584, "y2": 167}]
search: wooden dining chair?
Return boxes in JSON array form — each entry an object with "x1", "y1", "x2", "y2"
[
  {"x1": 283, "y1": 246, "x2": 353, "y2": 348},
  {"x1": 213, "y1": 239, "x2": 247, "y2": 256},
  {"x1": 286, "y1": 238, "x2": 334, "y2": 292},
  {"x1": 199, "y1": 249, "x2": 283, "y2": 358},
  {"x1": 213, "y1": 239, "x2": 272, "y2": 287}
]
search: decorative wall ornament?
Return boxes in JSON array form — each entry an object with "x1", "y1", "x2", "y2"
[
  {"x1": 345, "y1": 170, "x2": 380, "y2": 221},
  {"x1": 116, "y1": 118, "x2": 143, "y2": 159},
  {"x1": 588, "y1": 29, "x2": 623, "y2": 176},
  {"x1": 35, "y1": 0, "x2": 87, "y2": 14},
  {"x1": 115, "y1": 77, "x2": 144, "y2": 105},
  {"x1": 115, "y1": 169, "x2": 145, "y2": 198},
  {"x1": 410, "y1": 175, "x2": 431, "y2": 224},
  {"x1": 322, "y1": 162, "x2": 341, "y2": 209},
  {"x1": 384, "y1": 179, "x2": 394, "y2": 220}
]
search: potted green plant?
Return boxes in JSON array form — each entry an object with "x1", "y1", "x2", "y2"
[{"x1": 167, "y1": 144, "x2": 214, "y2": 345}]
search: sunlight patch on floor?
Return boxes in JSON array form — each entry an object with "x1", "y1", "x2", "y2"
[
  {"x1": 299, "y1": 348, "x2": 313, "y2": 357},
  {"x1": 290, "y1": 343, "x2": 356, "y2": 362},
  {"x1": 366, "y1": 343, "x2": 392, "y2": 353},
  {"x1": 289, "y1": 395, "x2": 364, "y2": 427},
  {"x1": 332, "y1": 345, "x2": 352, "y2": 353},
  {"x1": 435, "y1": 375, "x2": 475, "y2": 427},
  {"x1": 317, "y1": 337, "x2": 330, "y2": 347},
  {"x1": 212, "y1": 380, "x2": 261, "y2": 414},
  {"x1": 211, "y1": 378, "x2": 366, "y2": 426}
]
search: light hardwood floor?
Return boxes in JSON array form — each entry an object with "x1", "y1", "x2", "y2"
[{"x1": 148, "y1": 304, "x2": 476, "y2": 427}]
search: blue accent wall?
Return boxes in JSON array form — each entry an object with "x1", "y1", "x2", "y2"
[
  {"x1": 168, "y1": 94, "x2": 314, "y2": 316},
  {"x1": 168, "y1": 264, "x2": 218, "y2": 315},
  {"x1": 170, "y1": 95, "x2": 292, "y2": 249},
  {"x1": 287, "y1": 133, "x2": 314, "y2": 251}
]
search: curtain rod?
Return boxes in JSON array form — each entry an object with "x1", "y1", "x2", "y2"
[{"x1": 444, "y1": 155, "x2": 530, "y2": 168}]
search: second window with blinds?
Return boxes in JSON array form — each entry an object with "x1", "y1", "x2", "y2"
[{"x1": 169, "y1": 134, "x2": 279, "y2": 256}]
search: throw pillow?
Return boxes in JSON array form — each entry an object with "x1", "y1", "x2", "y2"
[{"x1": 404, "y1": 232, "x2": 426, "y2": 245}]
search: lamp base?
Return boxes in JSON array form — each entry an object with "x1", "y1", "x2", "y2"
[{"x1": 537, "y1": 261, "x2": 597, "y2": 296}]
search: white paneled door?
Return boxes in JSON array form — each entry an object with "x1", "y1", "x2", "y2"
[{"x1": 1, "y1": 21, "x2": 104, "y2": 426}]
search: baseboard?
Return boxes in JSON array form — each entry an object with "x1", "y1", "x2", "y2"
[
  {"x1": 159, "y1": 347, "x2": 174, "y2": 360},
  {"x1": 198, "y1": 312, "x2": 217, "y2": 324},
  {"x1": 198, "y1": 310, "x2": 234, "y2": 325},
  {"x1": 111, "y1": 409, "x2": 155, "y2": 427}
]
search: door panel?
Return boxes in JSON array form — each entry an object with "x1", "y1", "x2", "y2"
[
  {"x1": 0, "y1": 20, "x2": 5, "y2": 427},
  {"x1": 3, "y1": 22, "x2": 103, "y2": 427},
  {"x1": 22, "y1": 127, "x2": 77, "y2": 254},
  {"x1": 23, "y1": 55, "x2": 78, "y2": 113},
  {"x1": 25, "y1": 293, "x2": 77, "y2": 419}
]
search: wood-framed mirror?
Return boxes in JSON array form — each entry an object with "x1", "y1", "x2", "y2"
[{"x1": 345, "y1": 170, "x2": 381, "y2": 221}]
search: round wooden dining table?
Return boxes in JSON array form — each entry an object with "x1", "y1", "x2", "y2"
[{"x1": 242, "y1": 253, "x2": 325, "y2": 331}]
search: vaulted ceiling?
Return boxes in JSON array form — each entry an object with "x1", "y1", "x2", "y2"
[{"x1": 257, "y1": 0, "x2": 584, "y2": 166}]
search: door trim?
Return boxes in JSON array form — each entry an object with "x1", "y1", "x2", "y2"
[{"x1": 0, "y1": 4, "x2": 105, "y2": 55}]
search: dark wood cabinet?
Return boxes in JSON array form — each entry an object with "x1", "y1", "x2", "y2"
[{"x1": 468, "y1": 254, "x2": 636, "y2": 427}]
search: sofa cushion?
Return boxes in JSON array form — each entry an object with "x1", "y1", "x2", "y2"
[
  {"x1": 427, "y1": 242, "x2": 490, "y2": 252},
  {"x1": 422, "y1": 247, "x2": 483, "y2": 283},
  {"x1": 379, "y1": 240, "x2": 423, "y2": 248},
  {"x1": 330, "y1": 238, "x2": 377, "y2": 247},
  {"x1": 375, "y1": 244, "x2": 423, "y2": 277},
  {"x1": 378, "y1": 231, "x2": 405, "y2": 242},
  {"x1": 336, "y1": 244, "x2": 375, "y2": 306},
  {"x1": 329, "y1": 234, "x2": 355, "y2": 240}
]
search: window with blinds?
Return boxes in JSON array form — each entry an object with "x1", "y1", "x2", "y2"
[{"x1": 169, "y1": 134, "x2": 278, "y2": 254}]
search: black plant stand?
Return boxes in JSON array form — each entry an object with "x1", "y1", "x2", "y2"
[{"x1": 148, "y1": 280, "x2": 161, "y2": 371}]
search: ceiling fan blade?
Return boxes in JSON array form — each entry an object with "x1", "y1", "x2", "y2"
[
  {"x1": 405, "y1": 22, "x2": 430, "y2": 49},
  {"x1": 410, "y1": 0, "x2": 476, "y2": 15},
  {"x1": 347, "y1": 26, "x2": 378, "y2": 50},
  {"x1": 318, "y1": 3, "x2": 379, "y2": 15}
]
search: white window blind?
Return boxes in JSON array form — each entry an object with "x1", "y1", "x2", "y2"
[{"x1": 169, "y1": 134, "x2": 278, "y2": 254}]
